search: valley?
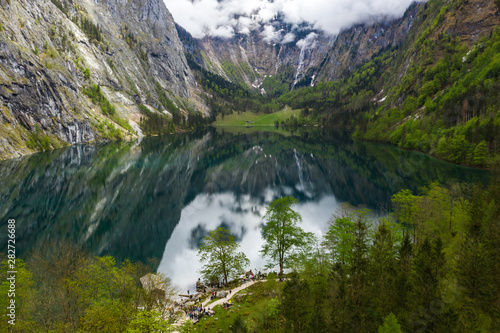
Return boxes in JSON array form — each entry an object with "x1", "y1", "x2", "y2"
[{"x1": 0, "y1": 0, "x2": 499, "y2": 332}]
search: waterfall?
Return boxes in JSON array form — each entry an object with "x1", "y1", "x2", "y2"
[
  {"x1": 292, "y1": 45, "x2": 306, "y2": 90},
  {"x1": 291, "y1": 32, "x2": 318, "y2": 90},
  {"x1": 294, "y1": 149, "x2": 304, "y2": 191},
  {"x1": 275, "y1": 45, "x2": 283, "y2": 75}
]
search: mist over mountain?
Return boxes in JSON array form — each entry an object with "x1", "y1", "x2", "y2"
[
  {"x1": 164, "y1": 0, "x2": 424, "y2": 42},
  {"x1": 173, "y1": 1, "x2": 421, "y2": 92}
]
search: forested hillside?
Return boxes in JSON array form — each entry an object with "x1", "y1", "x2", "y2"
[
  {"x1": 273, "y1": 0, "x2": 499, "y2": 168},
  {"x1": 0, "y1": 0, "x2": 208, "y2": 160},
  {"x1": 177, "y1": 177, "x2": 499, "y2": 333},
  {"x1": 274, "y1": 178, "x2": 499, "y2": 332}
]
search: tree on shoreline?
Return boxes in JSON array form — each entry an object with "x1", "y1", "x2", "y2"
[
  {"x1": 198, "y1": 227, "x2": 249, "y2": 285},
  {"x1": 260, "y1": 196, "x2": 314, "y2": 277}
]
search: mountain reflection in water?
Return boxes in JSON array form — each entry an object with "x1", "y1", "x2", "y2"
[{"x1": 0, "y1": 127, "x2": 487, "y2": 291}]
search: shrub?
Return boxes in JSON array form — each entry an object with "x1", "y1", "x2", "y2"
[{"x1": 82, "y1": 84, "x2": 116, "y2": 116}]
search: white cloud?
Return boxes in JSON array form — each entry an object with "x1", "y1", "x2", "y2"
[
  {"x1": 296, "y1": 32, "x2": 318, "y2": 50},
  {"x1": 282, "y1": 32, "x2": 296, "y2": 44},
  {"x1": 164, "y1": 0, "x2": 423, "y2": 39},
  {"x1": 236, "y1": 16, "x2": 260, "y2": 35},
  {"x1": 261, "y1": 25, "x2": 282, "y2": 43},
  {"x1": 212, "y1": 25, "x2": 236, "y2": 38}
]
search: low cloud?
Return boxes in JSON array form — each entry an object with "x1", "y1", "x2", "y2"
[
  {"x1": 282, "y1": 32, "x2": 296, "y2": 44},
  {"x1": 164, "y1": 0, "x2": 423, "y2": 40},
  {"x1": 296, "y1": 32, "x2": 318, "y2": 50},
  {"x1": 261, "y1": 25, "x2": 282, "y2": 43}
]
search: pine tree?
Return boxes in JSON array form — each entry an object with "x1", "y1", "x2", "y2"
[
  {"x1": 368, "y1": 221, "x2": 398, "y2": 323},
  {"x1": 230, "y1": 315, "x2": 248, "y2": 333},
  {"x1": 378, "y1": 313, "x2": 402, "y2": 333},
  {"x1": 281, "y1": 273, "x2": 312, "y2": 333}
]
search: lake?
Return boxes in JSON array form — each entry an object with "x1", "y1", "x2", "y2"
[{"x1": 0, "y1": 127, "x2": 488, "y2": 291}]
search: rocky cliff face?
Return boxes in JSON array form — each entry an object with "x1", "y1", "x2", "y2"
[
  {"x1": 195, "y1": 27, "x2": 334, "y2": 89},
  {"x1": 0, "y1": 0, "x2": 205, "y2": 160},
  {"x1": 316, "y1": 3, "x2": 420, "y2": 82},
  {"x1": 179, "y1": 3, "x2": 421, "y2": 91}
]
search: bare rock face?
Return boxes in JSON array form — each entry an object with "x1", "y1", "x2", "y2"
[
  {"x1": 317, "y1": 4, "x2": 420, "y2": 82},
  {"x1": 0, "y1": 0, "x2": 205, "y2": 160},
  {"x1": 92, "y1": 0, "x2": 196, "y2": 98},
  {"x1": 180, "y1": 4, "x2": 421, "y2": 90},
  {"x1": 1, "y1": 51, "x2": 94, "y2": 143}
]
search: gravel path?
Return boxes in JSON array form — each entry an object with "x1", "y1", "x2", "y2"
[
  {"x1": 203, "y1": 280, "x2": 259, "y2": 308},
  {"x1": 171, "y1": 280, "x2": 266, "y2": 332}
]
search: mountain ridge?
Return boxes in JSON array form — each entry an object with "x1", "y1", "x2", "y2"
[
  {"x1": 0, "y1": 0, "x2": 206, "y2": 160},
  {"x1": 0, "y1": 0, "x2": 498, "y2": 166},
  {"x1": 175, "y1": 3, "x2": 422, "y2": 93}
]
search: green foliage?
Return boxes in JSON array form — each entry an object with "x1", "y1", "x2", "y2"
[
  {"x1": 277, "y1": 50, "x2": 389, "y2": 128},
  {"x1": 281, "y1": 272, "x2": 312, "y2": 333},
  {"x1": 120, "y1": 24, "x2": 149, "y2": 64},
  {"x1": 50, "y1": 0, "x2": 68, "y2": 16},
  {"x1": 266, "y1": 0, "x2": 499, "y2": 167},
  {"x1": 138, "y1": 104, "x2": 176, "y2": 135},
  {"x1": 110, "y1": 114, "x2": 133, "y2": 133},
  {"x1": 0, "y1": 259, "x2": 35, "y2": 332},
  {"x1": 75, "y1": 58, "x2": 91, "y2": 80},
  {"x1": 79, "y1": 15, "x2": 103, "y2": 44},
  {"x1": 155, "y1": 82, "x2": 183, "y2": 125},
  {"x1": 182, "y1": 282, "x2": 281, "y2": 332},
  {"x1": 83, "y1": 84, "x2": 116, "y2": 116},
  {"x1": 220, "y1": 61, "x2": 256, "y2": 85},
  {"x1": 126, "y1": 310, "x2": 172, "y2": 332},
  {"x1": 391, "y1": 189, "x2": 418, "y2": 239},
  {"x1": 261, "y1": 196, "x2": 315, "y2": 276},
  {"x1": 185, "y1": 53, "x2": 279, "y2": 118},
  {"x1": 356, "y1": 17, "x2": 500, "y2": 166},
  {"x1": 324, "y1": 216, "x2": 355, "y2": 266},
  {"x1": 262, "y1": 178, "x2": 499, "y2": 332},
  {"x1": 96, "y1": 119, "x2": 124, "y2": 140},
  {"x1": 230, "y1": 315, "x2": 249, "y2": 333},
  {"x1": 198, "y1": 227, "x2": 250, "y2": 284},
  {"x1": 378, "y1": 313, "x2": 402, "y2": 333},
  {"x1": 26, "y1": 124, "x2": 58, "y2": 151},
  {"x1": 83, "y1": 67, "x2": 90, "y2": 80},
  {"x1": 0, "y1": 243, "x2": 173, "y2": 332},
  {"x1": 261, "y1": 66, "x2": 295, "y2": 97},
  {"x1": 82, "y1": 85, "x2": 133, "y2": 136},
  {"x1": 107, "y1": 57, "x2": 116, "y2": 72},
  {"x1": 473, "y1": 140, "x2": 488, "y2": 166}
]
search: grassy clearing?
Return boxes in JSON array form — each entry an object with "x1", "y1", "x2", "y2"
[
  {"x1": 214, "y1": 125, "x2": 295, "y2": 136},
  {"x1": 213, "y1": 108, "x2": 301, "y2": 127}
]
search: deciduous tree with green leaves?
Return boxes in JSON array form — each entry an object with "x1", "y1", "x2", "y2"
[
  {"x1": 198, "y1": 227, "x2": 249, "y2": 285},
  {"x1": 260, "y1": 196, "x2": 314, "y2": 276}
]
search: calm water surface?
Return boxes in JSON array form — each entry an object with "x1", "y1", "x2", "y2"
[{"x1": 0, "y1": 127, "x2": 488, "y2": 291}]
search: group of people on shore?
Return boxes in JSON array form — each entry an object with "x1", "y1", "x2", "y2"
[
  {"x1": 186, "y1": 304, "x2": 213, "y2": 322},
  {"x1": 222, "y1": 301, "x2": 233, "y2": 310}
]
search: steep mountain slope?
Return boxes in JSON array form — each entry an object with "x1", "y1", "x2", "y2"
[
  {"x1": 177, "y1": 21, "x2": 333, "y2": 91},
  {"x1": 0, "y1": 0, "x2": 206, "y2": 160},
  {"x1": 277, "y1": 0, "x2": 500, "y2": 167},
  {"x1": 177, "y1": 4, "x2": 421, "y2": 94},
  {"x1": 357, "y1": 0, "x2": 500, "y2": 167},
  {"x1": 317, "y1": 3, "x2": 420, "y2": 83}
]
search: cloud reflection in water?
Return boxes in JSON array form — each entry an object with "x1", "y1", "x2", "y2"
[{"x1": 158, "y1": 189, "x2": 338, "y2": 291}]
